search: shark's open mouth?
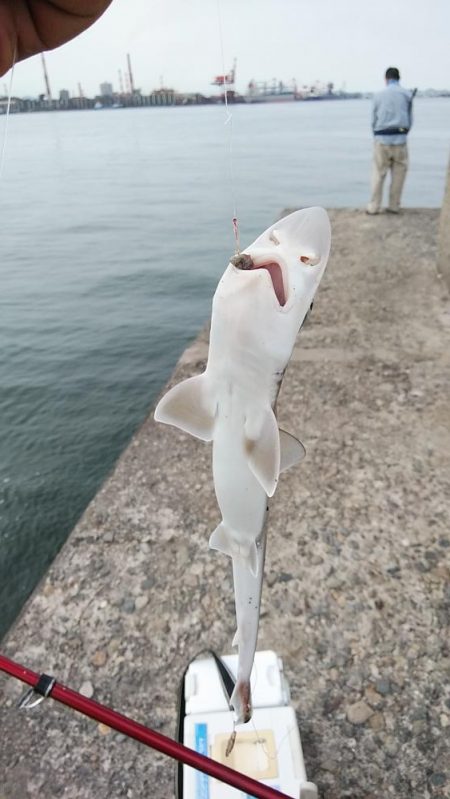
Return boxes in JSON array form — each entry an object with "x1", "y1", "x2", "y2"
[
  {"x1": 254, "y1": 262, "x2": 286, "y2": 306},
  {"x1": 231, "y1": 254, "x2": 286, "y2": 307}
]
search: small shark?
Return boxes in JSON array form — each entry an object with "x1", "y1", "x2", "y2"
[{"x1": 155, "y1": 206, "x2": 331, "y2": 724}]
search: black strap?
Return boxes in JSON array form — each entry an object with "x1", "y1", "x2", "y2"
[
  {"x1": 209, "y1": 651, "x2": 236, "y2": 703},
  {"x1": 175, "y1": 650, "x2": 235, "y2": 799},
  {"x1": 374, "y1": 127, "x2": 409, "y2": 136},
  {"x1": 34, "y1": 673, "x2": 56, "y2": 697}
]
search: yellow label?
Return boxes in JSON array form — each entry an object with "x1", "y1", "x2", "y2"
[{"x1": 211, "y1": 729, "x2": 278, "y2": 779}]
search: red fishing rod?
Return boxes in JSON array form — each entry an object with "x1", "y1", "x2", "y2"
[{"x1": 0, "y1": 653, "x2": 293, "y2": 799}]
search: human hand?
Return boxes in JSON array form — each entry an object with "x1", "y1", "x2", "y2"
[{"x1": 0, "y1": 1, "x2": 112, "y2": 76}]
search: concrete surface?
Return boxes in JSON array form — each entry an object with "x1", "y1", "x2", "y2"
[
  {"x1": 1, "y1": 209, "x2": 449, "y2": 799},
  {"x1": 437, "y1": 156, "x2": 450, "y2": 290}
]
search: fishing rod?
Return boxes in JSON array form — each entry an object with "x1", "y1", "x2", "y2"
[{"x1": 0, "y1": 653, "x2": 293, "y2": 799}]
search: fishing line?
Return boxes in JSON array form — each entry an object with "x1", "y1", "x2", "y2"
[
  {"x1": 0, "y1": 46, "x2": 17, "y2": 183},
  {"x1": 246, "y1": 662, "x2": 298, "y2": 765},
  {"x1": 216, "y1": 0, "x2": 240, "y2": 253},
  {"x1": 249, "y1": 716, "x2": 299, "y2": 765}
]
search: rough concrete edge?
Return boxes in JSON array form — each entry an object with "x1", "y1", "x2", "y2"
[
  {"x1": 0, "y1": 326, "x2": 211, "y2": 649},
  {"x1": 437, "y1": 152, "x2": 450, "y2": 291}
]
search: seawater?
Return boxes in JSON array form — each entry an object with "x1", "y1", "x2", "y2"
[{"x1": 1, "y1": 99, "x2": 449, "y2": 638}]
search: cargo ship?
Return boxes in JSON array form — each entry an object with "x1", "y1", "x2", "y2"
[
  {"x1": 244, "y1": 79, "x2": 361, "y2": 103},
  {"x1": 245, "y1": 79, "x2": 299, "y2": 103}
]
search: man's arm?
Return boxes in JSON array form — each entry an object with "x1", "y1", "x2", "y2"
[
  {"x1": 407, "y1": 88, "x2": 417, "y2": 131},
  {"x1": 371, "y1": 94, "x2": 379, "y2": 133},
  {"x1": 0, "y1": 1, "x2": 112, "y2": 76}
]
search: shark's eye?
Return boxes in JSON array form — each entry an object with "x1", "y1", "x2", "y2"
[{"x1": 299, "y1": 254, "x2": 320, "y2": 266}]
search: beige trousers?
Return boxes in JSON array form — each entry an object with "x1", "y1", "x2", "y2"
[{"x1": 367, "y1": 141, "x2": 408, "y2": 213}]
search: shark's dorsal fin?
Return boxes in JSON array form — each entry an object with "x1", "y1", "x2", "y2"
[
  {"x1": 209, "y1": 523, "x2": 258, "y2": 577},
  {"x1": 279, "y1": 429, "x2": 306, "y2": 472},
  {"x1": 154, "y1": 374, "x2": 215, "y2": 441},
  {"x1": 244, "y1": 409, "x2": 280, "y2": 497}
]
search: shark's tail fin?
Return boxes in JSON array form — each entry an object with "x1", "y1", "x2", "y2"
[
  {"x1": 230, "y1": 679, "x2": 252, "y2": 725},
  {"x1": 209, "y1": 522, "x2": 258, "y2": 577}
]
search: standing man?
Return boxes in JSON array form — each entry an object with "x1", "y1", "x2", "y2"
[{"x1": 367, "y1": 67, "x2": 414, "y2": 215}]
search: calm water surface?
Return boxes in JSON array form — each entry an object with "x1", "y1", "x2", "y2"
[{"x1": 1, "y1": 99, "x2": 449, "y2": 637}]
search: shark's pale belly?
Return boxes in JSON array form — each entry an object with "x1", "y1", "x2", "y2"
[{"x1": 212, "y1": 402, "x2": 268, "y2": 545}]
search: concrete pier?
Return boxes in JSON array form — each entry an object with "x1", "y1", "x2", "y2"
[
  {"x1": 1, "y1": 208, "x2": 449, "y2": 799},
  {"x1": 438, "y1": 156, "x2": 450, "y2": 290}
]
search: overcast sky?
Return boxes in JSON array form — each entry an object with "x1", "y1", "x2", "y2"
[{"x1": 5, "y1": 0, "x2": 450, "y2": 98}]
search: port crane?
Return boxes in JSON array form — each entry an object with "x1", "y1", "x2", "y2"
[
  {"x1": 40, "y1": 53, "x2": 52, "y2": 102},
  {"x1": 211, "y1": 58, "x2": 236, "y2": 88}
]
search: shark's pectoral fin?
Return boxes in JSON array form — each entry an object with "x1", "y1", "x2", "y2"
[
  {"x1": 154, "y1": 374, "x2": 215, "y2": 441},
  {"x1": 209, "y1": 523, "x2": 259, "y2": 577},
  {"x1": 279, "y1": 429, "x2": 306, "y2": 472},
  {"x1": 245, "y1": 409, "x2": 280, "y2": 497}
]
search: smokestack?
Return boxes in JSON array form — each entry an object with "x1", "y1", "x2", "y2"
[
  {"x1": 127, "y1": 53, "x2": 135, "y2": 95},
  {"x1": 40, "y1": 53, "x2": 52, "y2": 101}
]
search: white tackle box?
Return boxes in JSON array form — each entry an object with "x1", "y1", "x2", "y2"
[{"x1": 182, "y1": 650, "x2": 318, "y2": 799}]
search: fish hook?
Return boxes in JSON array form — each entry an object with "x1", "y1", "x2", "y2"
[{"x1": 225, "y1": 724, "x2": 237, "y2": 756}]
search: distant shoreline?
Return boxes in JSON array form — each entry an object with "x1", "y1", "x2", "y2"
[{"x1": 1, "y1": 89, "x2": 449, "y2": 115}]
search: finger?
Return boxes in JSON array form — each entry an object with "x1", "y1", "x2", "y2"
[{"x1": 0, "y1": 5, "x2": 17, "y2": 76}]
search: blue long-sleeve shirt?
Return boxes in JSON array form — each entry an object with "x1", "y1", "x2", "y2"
[{"x1": 372, "y1": 81, "x2": 413, "y2": 145}]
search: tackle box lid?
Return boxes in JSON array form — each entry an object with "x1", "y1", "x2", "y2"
[{"x1": 185, "y1": 650, "x2": 290, "y2": 716}]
